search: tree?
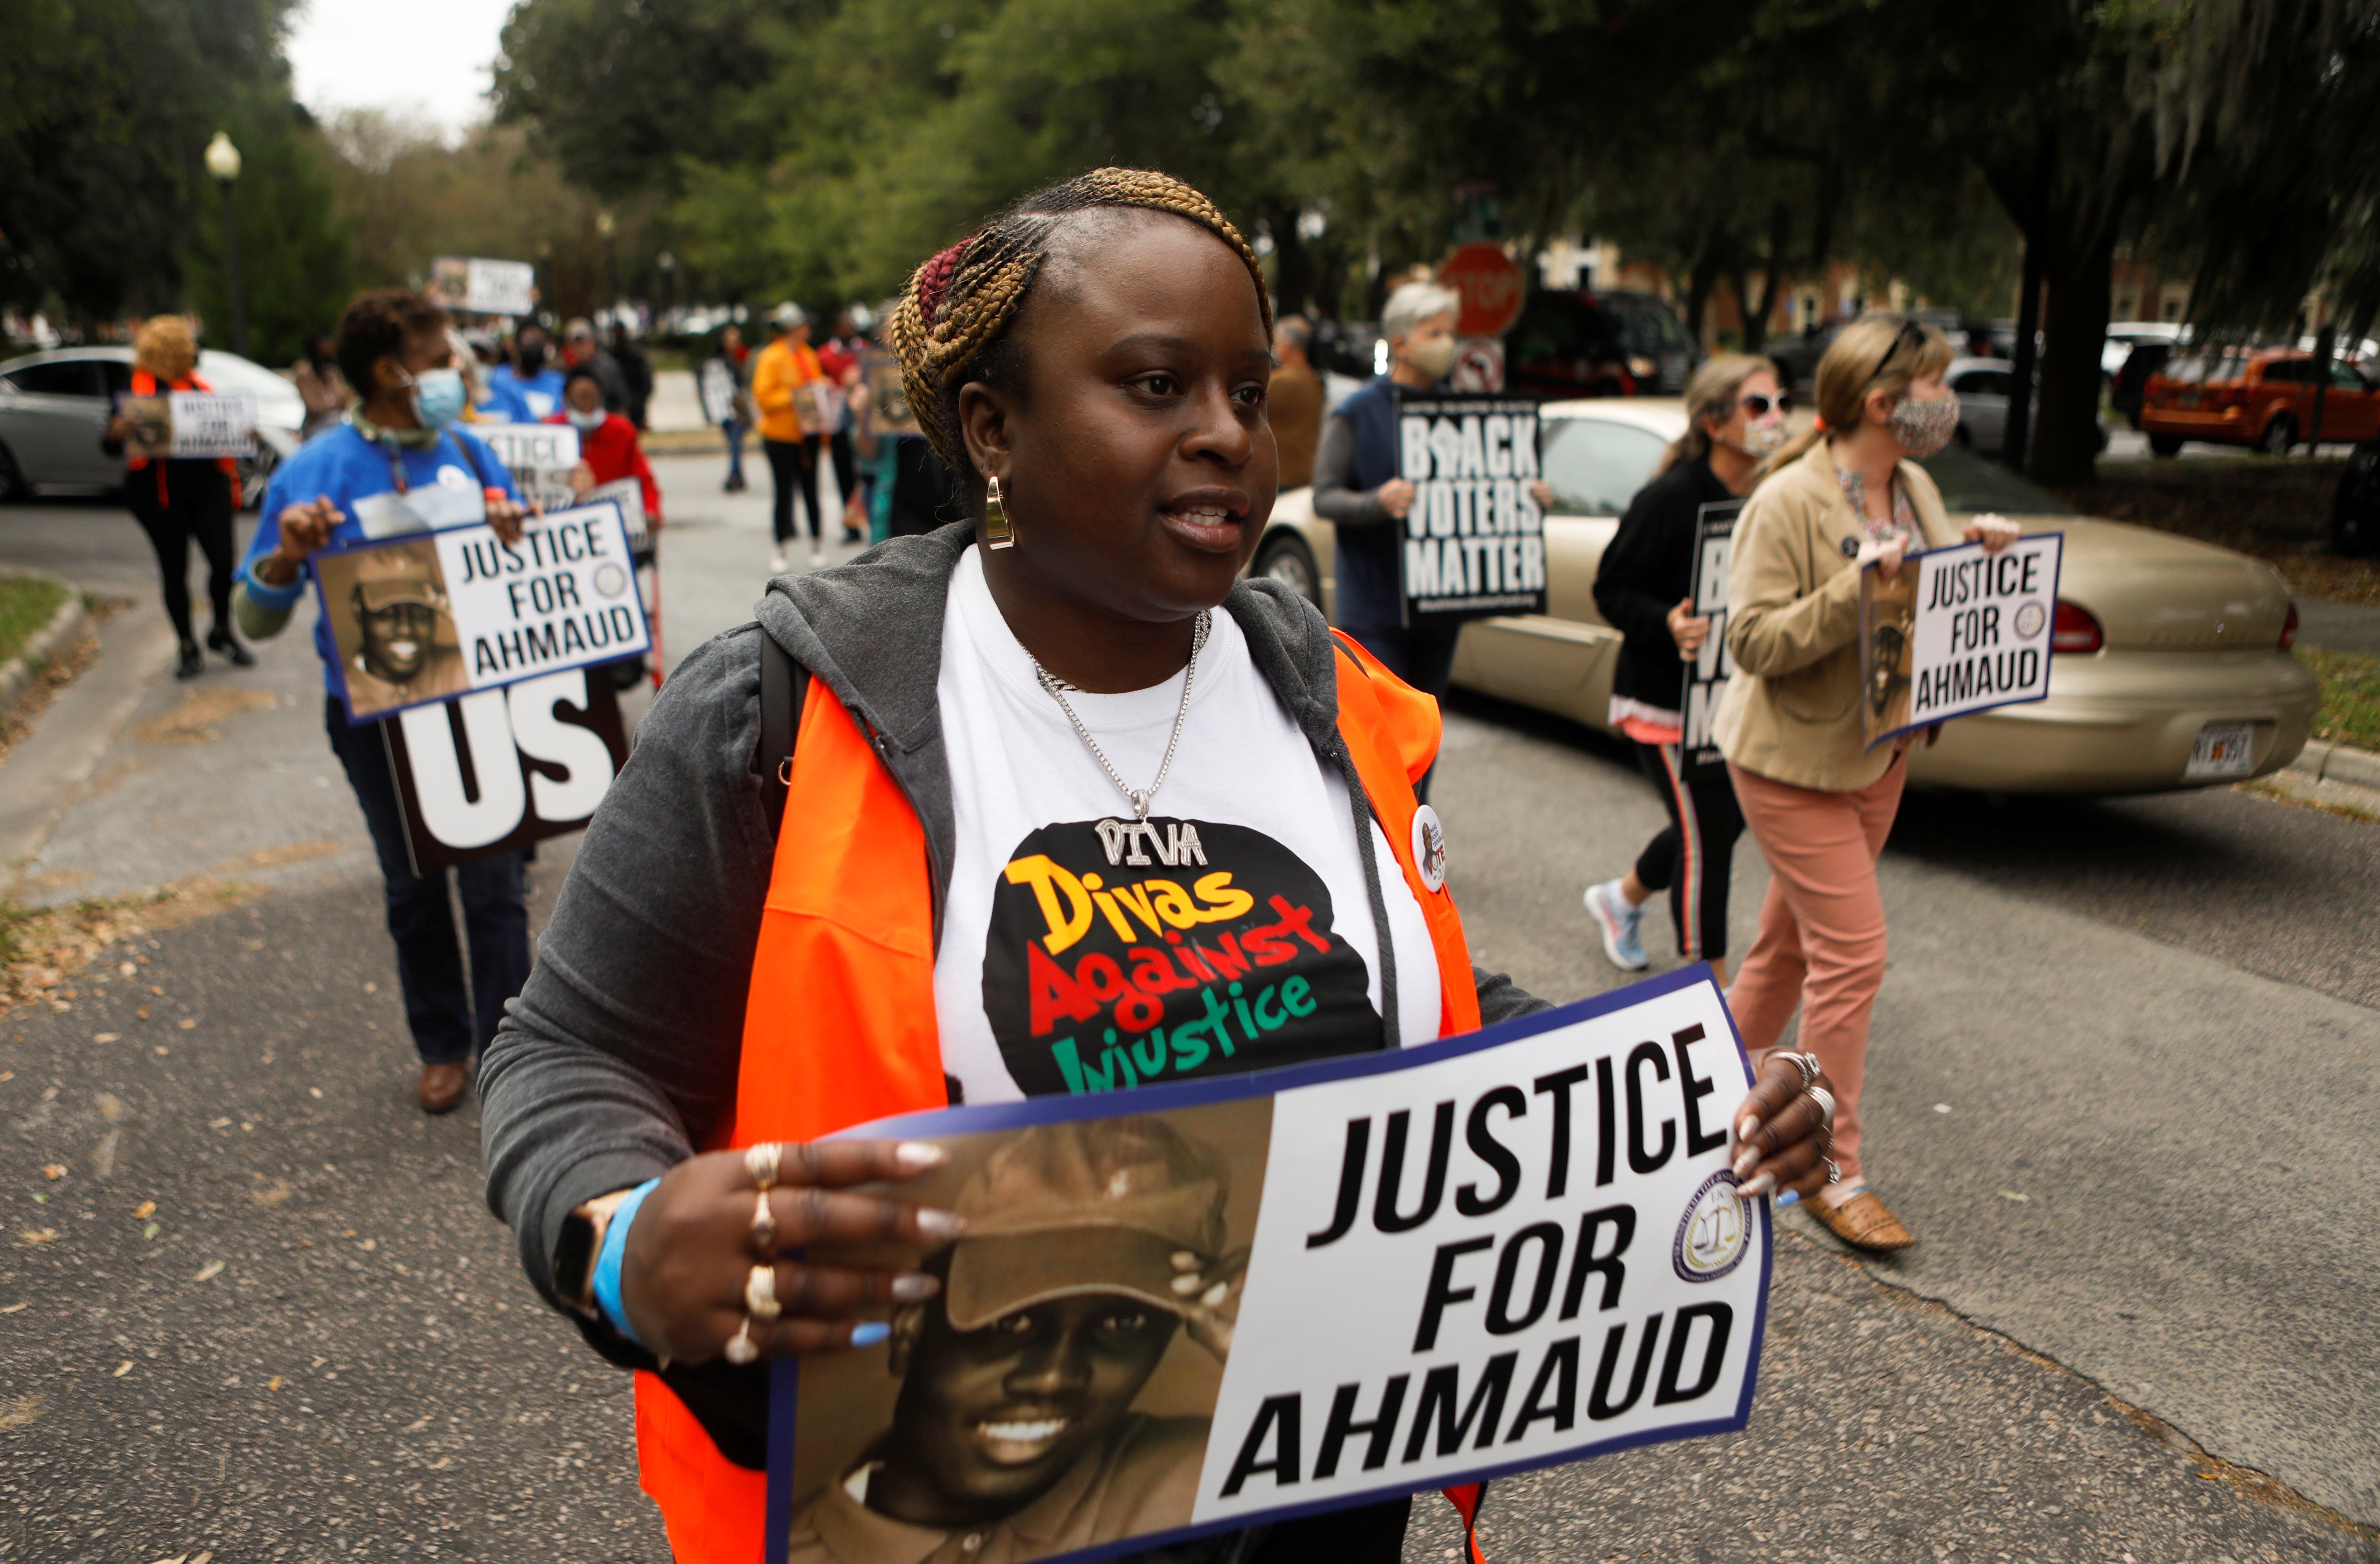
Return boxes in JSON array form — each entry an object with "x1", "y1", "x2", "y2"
[{"x1": 185, "y1": 94, "x2": 354, "y2": 365}]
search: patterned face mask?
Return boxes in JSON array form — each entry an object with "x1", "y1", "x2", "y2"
[{"x1": 1888, "y1": 392, "x2": 1959, "y2": 459}]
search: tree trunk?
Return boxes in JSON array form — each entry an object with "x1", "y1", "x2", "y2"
[
  {"x1": 2004, "y1": 142, "x2": 2053, "y2": 475},
  {"x1": 2032, "y1": 226, "x2": 2113, "y2": 485},
  {"x1": 1683, "y1": 241, "x2": 1723, "y2": 348},
  {"x1": 1264, "y1": 203, "x2": 1315, "y2": 321},
  {"x1": 1743, "y1": 201, "x2": 1790, "y2": 354}
]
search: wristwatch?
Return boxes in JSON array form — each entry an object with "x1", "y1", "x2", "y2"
[{"x1": 556, "y1": 1186, "x2": 640, "y2": 1316}]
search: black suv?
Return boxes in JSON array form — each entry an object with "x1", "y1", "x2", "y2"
[{"x1": 1503, "y1": 290, "x2": 1695, "y2": 398}]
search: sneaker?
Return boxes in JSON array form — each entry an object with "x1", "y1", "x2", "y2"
[
  {"x1": 1583, "y1": 879, "x2": 1648, "y2": 971},
  {"x1": 808, "y1": 549, "x2": 825, "y2": 569},
  {"x1": 769, "y1": 551, "x2": 788, "y2": 573}
]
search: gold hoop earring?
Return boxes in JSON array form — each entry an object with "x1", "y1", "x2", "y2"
[{"x1": 984, "y1": 475, "x2": 1016, "y2": 550}]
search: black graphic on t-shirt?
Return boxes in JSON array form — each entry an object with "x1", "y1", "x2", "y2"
[{"x1": 984, "y1": 816, "x2": 1379, "y2": 1097}]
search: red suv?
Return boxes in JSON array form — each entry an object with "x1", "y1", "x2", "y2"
[{"x1": 2141, "y1": 348, "x2": 2380, "y2": 456}]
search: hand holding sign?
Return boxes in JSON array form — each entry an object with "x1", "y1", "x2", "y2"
[
  {"x1": 1377, "y1": 477, "x2": 1417, "y2": 519},
  {"x1": 1963, "y1": 512, "x2": 2021, "y2": 554},
  {"x1": 622, "y1": 1140, "x2": 963, "y2": 1364},
  {"x1": 1666, "y1": 598, "x2": 1711, "y2": 658},
  {"x1": 1855, "y1": 529, "x2": 1912, "y2": 579}
]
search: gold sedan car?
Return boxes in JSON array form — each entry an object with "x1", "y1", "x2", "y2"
[{"x1": 1251, "y1": 398, "x2": 2318, "y2": 794}]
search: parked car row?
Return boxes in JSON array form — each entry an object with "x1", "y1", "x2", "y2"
[
  {"x1": 1945, "y1": 357, "x2": 2110, "y2": 456},
  {"x1": 0, "y1": 345, "x2": 306, "y2": 508},
  {"x1": 1252, "y1": 397, "x2": 2316, "y2": 797},
  {"x1": 2141, "y1": 347, "x2": 2380, "y2": 457}
]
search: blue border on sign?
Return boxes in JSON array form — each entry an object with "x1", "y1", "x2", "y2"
[
  {"x1": 761, "y1": 965, "x2": 1775, "y2": 1563},
  {"x1": 313, "y1": 497, "x2": 647, "y2": 726},
  {"x1": 1865, "y1": 531, "x2": 2065, "y2": 750}
]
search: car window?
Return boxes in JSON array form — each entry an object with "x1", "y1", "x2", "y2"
[
  {"x1": 1917, "y1": 444, "x2": 2076, "y2": 516},
  {"x1": 98, "y1": 359, "x2": 132, "y2": 395},
  {"x1": 2258, "y1": 359, "x2": 2312, "y2": 384},
  {"x1": 1955, "y1": 370, "x2": 2012, "y2": 397},
  {"x1": 2164, "y1": 352, "x2": 2248, "y2": 384},
  {"x1": 4, "y1": 360, "x2": 106, "y2": 397},
  {"x1": 2328, "y1": 360, "x2": 2372, "y2": 391},
  {"x1": 1541, "y1": 417, "x2": 1668, "y2": 515}
]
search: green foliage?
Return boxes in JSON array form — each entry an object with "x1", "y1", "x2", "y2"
[
  {"x1": 0, "y1": 576, "x2": 70, "y2": 668},
  {"x1": 184, "y1": 96, "x2": 354, "y2": 367}
]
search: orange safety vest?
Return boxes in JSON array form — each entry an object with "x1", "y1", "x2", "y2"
[
  {"x1": 125, "y1": 368, "x2": 241, "y2": 503},
  {"x1": 636, "y1": 628, "x2": 1486, "y2": 1564}
]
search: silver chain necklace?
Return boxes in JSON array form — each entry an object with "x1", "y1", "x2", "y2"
[{"x1": 1028, "y1": 612, "x2": 1211, "y2": 821}]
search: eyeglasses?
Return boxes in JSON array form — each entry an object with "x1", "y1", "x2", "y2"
[
  {"x1": 1871, "y1": 320, "x2": 1928, "y2": 383},
  {"x1": 1740, "y1": 392, "x2": 1793, "y2": 417}
]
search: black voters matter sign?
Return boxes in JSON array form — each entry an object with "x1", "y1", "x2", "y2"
[
  {"x1": 313, "y1": 500, "x2": 651, "y2": 724},
  {"x1": 770, "y1": 970, "x2": 1769, "y2": 1564},
  {"x1": 1396, "y1": 394, "x2": 1550, "y2": 624},
  {"x1": 380, "y1": 669, "x2": 628, "y2": 873},
  {"x1": 1681, "y1": 500, "x2": 1742, "y2": 766},
  {"x1": 1861, "y1": 533, "x2": 2063, "y2": 750}
]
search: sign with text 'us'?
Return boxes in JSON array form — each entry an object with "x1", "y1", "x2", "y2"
[{"x1": 380, "y1": 667, "x2": 627, "y2": 873}]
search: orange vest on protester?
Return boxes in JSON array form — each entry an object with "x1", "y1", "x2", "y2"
[
  {"x1": 633, "y1": 629, "x2": 1485, "y2": 1564},
  {"x1": 125, "y1": 368, "x2": 241, "y2": 502}
]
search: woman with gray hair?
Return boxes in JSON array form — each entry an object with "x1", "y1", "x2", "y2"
[{"x1": 1310, "y1": 280, "x2": 1465, "y2": 701}]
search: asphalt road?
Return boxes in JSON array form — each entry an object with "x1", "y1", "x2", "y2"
[{"x1": 4, "y1": 459, "x2": 2377, "y2": 1561}]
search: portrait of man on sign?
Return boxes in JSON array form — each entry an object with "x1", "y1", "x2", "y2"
[
  {"x1": 787, "y1": 1117, "x2": 1246, "y2": 1564},
  {"x1": 318, "y1": 541, "x2": 468, "y2": 719}
]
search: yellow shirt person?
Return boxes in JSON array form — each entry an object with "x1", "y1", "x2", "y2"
[{"x1": 752, "y1": 303, "x2": 826, "y2": 444}]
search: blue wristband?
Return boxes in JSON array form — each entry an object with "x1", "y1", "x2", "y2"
[{"x1": 592, "y1": 1177, "x2": 663, "y2": 1350}]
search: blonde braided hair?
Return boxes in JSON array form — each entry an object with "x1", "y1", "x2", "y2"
[{"x1": 888, "y1": 167, "x2": 1274, "y2": 479}]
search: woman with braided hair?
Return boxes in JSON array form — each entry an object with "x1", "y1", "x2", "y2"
[{"x1": 480, "y1": 167, "x2": 1840, "y2": 1563}]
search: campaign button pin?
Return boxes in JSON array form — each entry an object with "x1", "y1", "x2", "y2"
[
  {"x1": 1411, "y1": 804, "x2": 1447, "y2": 894},
  {"x1": 1674, "y1": 1169, "x2": 1751, "y2": 1283}
]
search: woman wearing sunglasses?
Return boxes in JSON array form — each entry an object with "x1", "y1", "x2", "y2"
[
  {"x1": 1583, "y1": 356, "x2": 1788, "y2": 986},
  {"x1": 1713, "y1": 312, "x2": 2018, "y2": 1252}
]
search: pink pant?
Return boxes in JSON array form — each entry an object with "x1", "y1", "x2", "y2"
[{"x1": 1724, "y1": 755, "x2": 1906, "y2": 1188}]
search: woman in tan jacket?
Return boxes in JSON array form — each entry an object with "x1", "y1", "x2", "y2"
[{"x1": 1714, "y1": 312, "x2": 2017, "y2": 1251}]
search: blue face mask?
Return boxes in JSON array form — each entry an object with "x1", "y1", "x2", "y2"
[{"x1": 409, "y1": 367, "x2": 469, "y2": 429}]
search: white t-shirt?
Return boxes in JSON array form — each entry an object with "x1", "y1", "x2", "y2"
[{"x1": 932, "y1": 547, "x2": 1441, "y2": 1105}]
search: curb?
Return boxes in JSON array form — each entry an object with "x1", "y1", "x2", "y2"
[
  {"x1": 0, "y1": 570, "x2": 91, "y2": 724},
  {"x1": 2287, "y1": 737, "x2": 2380, "y2": 793}
]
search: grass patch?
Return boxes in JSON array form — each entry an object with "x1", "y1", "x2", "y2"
[
  {"x1": 2049, "y1": 457, "x2": 2380, "y2": 607},
  {"x1": 0, "y1": 576, "x2": 68, "y2": 666},
  {"x1": 2298, "y1": 646, "x2": 2380, "y2": 752}
]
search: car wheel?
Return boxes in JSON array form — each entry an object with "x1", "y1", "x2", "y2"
[
  {"x1": 0, "y1": 442, "x2": 23, "y2": 503},
  {"x1": 2256, "y1": 414, "x2": 2297, "y2": 457},
  {"x1": 1254, "y1": 531, "x2": 1322, "y2": 610},
  {"x1": 2148, "y1": 434, "x2": 2184, "y2": 458}
]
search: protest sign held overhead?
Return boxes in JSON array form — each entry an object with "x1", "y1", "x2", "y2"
[
  {"x1": 1862, "y1": 533, "x2": 2064, "y2": 750},
  {"x1": 472, "y1": 422, "x2": 582, "y2": 518},
  {"x1": 1681, "y1": 500, "x2": 1742, "y2": 766},
  {"x1": 772, "y1": 969, "x2": 1769, "y2": 1564},
  {"x1": 313, "y1": 499, "x2": 651, "y2": 724},
  {"x1": 426, "y1": 255, "x2": 538, "y2": 316},
  {"x1": 380, "y1": 668, "x2": 628, "y2": 873},
  {"x1": 114, "y1": 389, "x2": 258, "y2": 460},
  {"x1": 1396, "y1": 394, "x2": 1549, "y2": 624}
]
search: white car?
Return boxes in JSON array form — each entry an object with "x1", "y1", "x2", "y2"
[
  {"x1": 2103, "y1": 321, "x2": 2185, "y2": 379},
  {"x1": 1947, "y1": 357, "x2": 2107, "y2": 456},
  {"x1": 1251, "y1": 396, "x2": 2315, "y2": 795},
  {"x1": 0, "y1": 345, "x2": 308, "y2": 508}
]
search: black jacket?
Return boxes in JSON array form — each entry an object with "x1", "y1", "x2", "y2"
[{"x1": 1592, "y1": 454, "x2": 1735, "y2": 723}]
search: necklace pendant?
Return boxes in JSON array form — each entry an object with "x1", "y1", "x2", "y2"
[{"x1": 1129, "y1": 790, "x2": 1151, "y2": 821}]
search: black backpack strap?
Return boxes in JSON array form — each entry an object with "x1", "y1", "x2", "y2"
[{"x1": 757, "y1": 631, "x2": 810, "y2": 841}]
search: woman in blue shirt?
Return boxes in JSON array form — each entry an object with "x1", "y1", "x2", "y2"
[{"x1": 234, "y1": 287, "x2": 535, "y2": 1115}]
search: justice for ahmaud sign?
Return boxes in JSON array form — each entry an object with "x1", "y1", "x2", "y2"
[
  {"x1": 1861, "y1": 532, "x2": 2064, "y2": 750},
  {"x1": 313, "y1": 500, "x2": 651, "y2": 724},
  {"x1": 1395, "y1": 394, "x2": 1550, "y2": 623},
  {"x1": 769, "y1": 969, "x2": 1769, "y2": 1564},
  {"x1": 472, "y1": 422, "x2": 582, "y2": 518}
]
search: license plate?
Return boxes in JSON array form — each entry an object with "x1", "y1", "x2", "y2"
[{"x1": 2186, "y1": 722, "x2": 2256, "y2": 778}]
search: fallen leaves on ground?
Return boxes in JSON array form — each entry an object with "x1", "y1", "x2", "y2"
[{"x1": 192, "y1": 1260, "x2": 224, "y2": 1282}]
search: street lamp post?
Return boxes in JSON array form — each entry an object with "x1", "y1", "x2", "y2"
[{"x1": 203, "y1": 132, "x2": 249, "y2": 359}]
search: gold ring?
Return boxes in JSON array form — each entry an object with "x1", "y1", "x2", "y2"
[
  {"x1": 724, "y1": 1316, "x2": 760, "y2": 1365},
  {"x1": 745, "y1": 1264, "x2": 782, "y2": 1322},
  {"x1": 744, "y1": 1142, "x2": 784, "y2": 1190},
  {"x1": 751, "y1": 1188, "x2": 778, "y2": 1255}
]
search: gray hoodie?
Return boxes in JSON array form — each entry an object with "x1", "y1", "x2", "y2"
[{"x1": 478, "y1": 521, "x2": 1548, "y2": 1480}]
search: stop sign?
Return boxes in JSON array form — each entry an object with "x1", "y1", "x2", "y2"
[{"x1": 1439, "y1": 242, "x2": 1526, "y2": 339}]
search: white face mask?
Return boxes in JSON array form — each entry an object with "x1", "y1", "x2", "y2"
[
  {"x1": 1729, "y1": 418, "x2": 1788, "y2": 459},
  {"x1": 565, "y1": 406, "x2": 606, "y2": 430},
  {"x1": 1405, "y1": 335, "x2": 1457, "y2": 379}
]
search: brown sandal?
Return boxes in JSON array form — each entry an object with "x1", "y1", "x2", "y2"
[{"x1": 1810, "y1": 1190, "x2": 1914, "y2": 1251}]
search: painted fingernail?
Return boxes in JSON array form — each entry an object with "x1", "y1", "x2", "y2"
[
  {"x1": 915, "y1": 1209, "x2": 965, "y2": 1240},
  {"x1": 895, "y1": 1142, "x2": 946, "y2": 1171},
  {"x1": 891, "y1": 1273, "x2": 939, "y2": 1302},
  {"x1": 1776, "y1": 1189, "x2": 1801, "y2": 1208},
  {"x1": 1739, "y1": 1171, "x2": 1777, "y2": 1198},
  {"x1": 850, "y1": 1322, "x2": 891, "y2": 1348},
  {"x1": 1732, "y1": 1147, "x2": 1759, "y2": 1179},
  {"x1": 1171, "y1": 1274, "x2": 1204, "y2": 1296},
  {"x1": 1737, "y1": 1116, "x2": 1759, "y2": 1142},
  {"x1": 1171, "y1": 1251, "x2": 1201, "y2": 1271},
  {"x1": 1202, "y1": 1282, "x2": 1229, "y2": 1308}
]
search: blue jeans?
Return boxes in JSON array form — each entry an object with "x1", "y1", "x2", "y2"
[
  {"x1": 722, "y1": 418, "x2": 746, "y2": 482},
  {"x1": 325, "y1": 699, "x2": 531, "y2": 1065}
]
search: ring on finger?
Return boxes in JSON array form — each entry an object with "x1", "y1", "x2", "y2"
[
  {"x1": 1783, "y1": 1051, "x2": 1821, "y2": 1088},
  {"x1": 1804, "y1": 1085, "x2": 1836, "y2": 1129},
  {"x1": 724, "y1": 1314, "x2": 760, "y2": 1365},
  {"x1": 1824, "y1": 1157, "x2": 1842, "y2": 1185},
  {"x1": 745, "y1": 1264, "x2": 782, "y2": 1323},
  {"x1": 744, "y1": 1141, "x2": 785, "y2": 1191},
  {"x1": 750, "y1": 1189, "x2": 778, "y2": 1255}
]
